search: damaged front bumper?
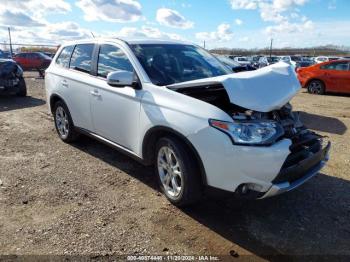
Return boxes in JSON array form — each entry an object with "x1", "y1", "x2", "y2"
[{"x1": 259, "y1": 140, "x2": 331, "y2": 199}]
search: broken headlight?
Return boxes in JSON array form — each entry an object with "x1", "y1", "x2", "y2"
[{"x1": 209, "y1": 119, "x2": 284, "y2": 146}]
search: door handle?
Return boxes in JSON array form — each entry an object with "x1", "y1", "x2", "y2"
[
  {"x1": 90, "y1": 90, "x2": 101, "y2": 97},
  {"x1": 61, "y1": 80, "x2": 68, "y2": 87}
]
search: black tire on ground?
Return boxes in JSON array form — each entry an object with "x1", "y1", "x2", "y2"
[
  {"x1": 155, "y1": 136, "x2": 202, "y2": 207},
  {"x1": 53, "y1": 100, "x2": 79, "y2": 143},
  {"x1": 16, "y1": 77, "x2": 27, "y2": 97},
  {"x1": 307, "y1": 80, "x2": 325, "y2": 95},
  {"x1": 38, "y1": 69, "x2": 45, "y2": 78}
]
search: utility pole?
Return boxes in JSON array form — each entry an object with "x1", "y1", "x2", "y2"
[
  {"x1": 269, "y1": 38, "x2": 273, "y2": 58},
  {"x1": 8, "y1": 27, "x2": 13, "y2": 58}
]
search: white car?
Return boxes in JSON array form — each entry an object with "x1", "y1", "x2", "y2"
[
  {"x1": 45, "y1": 39, "x2": 330, "y2": 206},
  {"x1": 314, "y1": 56, "x2": 329, "y2": 64},
  {"x1": 258, "y1": 56, "x2": 280, "y2": 68},
  {"x1": 278, "y1": 56, "x2": 297, "y2": 67},
  {"x1": 233, "y1": 56, "x2": 251, "y2": 65}
]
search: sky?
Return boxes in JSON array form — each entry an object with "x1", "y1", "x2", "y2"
[{"x1": 0, "y1": 0, "x2": 350, "y2": 49}]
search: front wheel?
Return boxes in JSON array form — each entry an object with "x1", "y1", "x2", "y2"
[
  {"x1": 155, "y1": 137, "x2": 202, "y2": 207},
  {"x1": 53, "y1": 101, "x2": 79, "y2": 143},
  {"x1": 16, "y1": 77, "x2": 27, "y2": 97},
  {"x1": 307, "y1": 80, "x2": 325, "y2": 95}
]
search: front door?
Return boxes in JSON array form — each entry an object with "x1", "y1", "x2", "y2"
[{"x1": 89, "y1": 43, "x2": 144, "y2": 153}]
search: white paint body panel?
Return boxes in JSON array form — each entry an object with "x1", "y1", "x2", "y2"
[{"x1": 45, "y1": 39, "x2": 310, "y2": 194}]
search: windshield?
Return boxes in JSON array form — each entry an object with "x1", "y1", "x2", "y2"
[{"x1": 130, "y1": 44, "x2": 231, "y2": 86}]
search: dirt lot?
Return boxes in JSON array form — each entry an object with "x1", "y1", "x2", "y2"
[{"x1": 0, "y1": 72, "x2": 349, "y2": 259}]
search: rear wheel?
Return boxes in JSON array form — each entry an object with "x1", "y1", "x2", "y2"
[
  {"x1": 307, "y1": 80, "x2": 325, "y2": 95},
  {"x1": 38, "y1": 69, "x2": 45, "y2": 78},
  {"x1": 155, "y1": 137, "x2": 202, "y2": 207},
  {"x1": 16, "y1": 77, "x2": 27, "y2": 97},
  {"x1": 53, "y1": 101, "x2": 79, "y2": 143}
]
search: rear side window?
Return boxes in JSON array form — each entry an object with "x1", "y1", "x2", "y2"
[
  {"x1": 97, "y1": 44, "x2": 133, "y2": 78},
  {"x1": 321, "y1": 62, "x2": 349, "y2": 71},
  {"x1": 69, "y1": 44, "x2": 94, "y2": 73},
  {"x1": 56, "y1": 46, "x2": 74, "y2": 68}
]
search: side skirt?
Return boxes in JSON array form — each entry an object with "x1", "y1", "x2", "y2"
[{"x1": 75, "y1": 127, "x2": 147, "y2": 165}]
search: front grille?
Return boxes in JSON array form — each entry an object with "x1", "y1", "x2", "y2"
[{"x1": 272, "y1": 132, "x2": 324, "y2": 184}]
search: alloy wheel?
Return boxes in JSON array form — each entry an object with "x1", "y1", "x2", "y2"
[
  {"x1": 157, "y1": 146, "x2": 183, "y2": 199},
  {"x1": 55, "y1": 106, "x2": 69, "y2": 139},
  {"x1": 309, "y1": 81, "x2": 323, "y2": 94}
]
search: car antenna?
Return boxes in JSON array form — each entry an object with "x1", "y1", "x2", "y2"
[{"x1": 91, "y1": 32, "x2": 95, "y2": 38}]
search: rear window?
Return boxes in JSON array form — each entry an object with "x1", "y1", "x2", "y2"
[
  {"x1": 69, "y1": 44, "x2": 94, "y2": 73},
  {"x1": 56, "y1": 46, "x2": 74, "y2": 68}
]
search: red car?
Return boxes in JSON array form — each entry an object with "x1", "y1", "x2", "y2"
[
  {"x1": 13, "y1": 52, "x2": 52, "y2": 76},
  {"x1": 297, "y1": 60, "x2": 350, "y2": 94}
]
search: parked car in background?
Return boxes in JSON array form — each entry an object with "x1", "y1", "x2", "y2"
[
  {"x1": 13, "y1": 52, "x2": 52, "y2": 77},
  {"x1": 328, "y1": 56, "x2": 342, "y2": 61},
  {"x1": 233, "y1": 56, "x2": 251, "y2": 66},
  {"x1": 258, "y1": 56, "x2": 280, "y2": 68},
  {"x1": 295, "y1": 57, "x2": 315, "y2": 70},
  {"x1": 297, "y1": 60, "x2": 350, "y2": 94},
  {"x1": 314, "y1": 56, "x2": 329, "y2": 64},
  {"x1": 0, "y1": 51, "x2": 12, "y2": 59},
  {"x1": 278, "y1": 56, "x2": 297, "y2": 67},
  {"x1": 216, "y1": 55, "x2": 256, "y2": 73},
  {"x1": 46, "y1": 38, "x2": 330, "y2": 206},
  {"x1": 249, "y1": 55, "x2": 263, "y2": 68},
  {"x1": 0, "y1": 59, "x2": 26, "y2": 96}
]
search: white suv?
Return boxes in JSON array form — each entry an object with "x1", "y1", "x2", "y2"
[{"x1": 45, "y1": 39, "x2": 330, "y2": 206}]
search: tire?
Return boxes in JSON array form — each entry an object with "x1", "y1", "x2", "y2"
[
  {"x1": 38, "y1": 69, "x2": 45, "y2": 78},
  {"x1": 155, "y1": 136, "x2": 202, "y2": 207},
  {"x1": 53, "y1": 101, "x2": 79, "y2": 143},
  {"x1": 307, "y1": 80, "x2": 325, "y2": 95},
  {"x1": 16, "y1": 77, "x2": 27, "y2": 97}
]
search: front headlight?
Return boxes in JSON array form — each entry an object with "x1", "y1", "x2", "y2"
[{"x1": 209, "y1": 119, "x2": 284, "y2": 146}]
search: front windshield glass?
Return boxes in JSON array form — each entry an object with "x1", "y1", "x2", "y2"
[{"x1": 130, "y1": 44, "x2": 231, "y2": 86}]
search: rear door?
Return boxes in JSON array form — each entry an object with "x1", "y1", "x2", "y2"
[{"x1": 64, "y1": 43, "x2": 96, "y2": 131}]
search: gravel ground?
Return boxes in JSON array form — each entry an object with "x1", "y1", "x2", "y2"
[{"x1": 0, "y1": 72, "x2": 349, "y2": 259}]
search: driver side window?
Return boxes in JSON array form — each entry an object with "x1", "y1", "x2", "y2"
[{"x1": 97, "y1": 44, "x2": 134, "y2": 78}]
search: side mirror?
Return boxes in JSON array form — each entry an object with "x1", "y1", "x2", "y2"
[{"x1": 107, "y1": 71, "x2": 136, "y2": 88}]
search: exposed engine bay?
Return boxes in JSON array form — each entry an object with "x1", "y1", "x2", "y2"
[{"x1": 176, "y1": 83, "x2": 305, "y2": 135}]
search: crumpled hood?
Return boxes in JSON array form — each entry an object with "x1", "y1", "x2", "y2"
[{"x1": 168, "y1": 62, "x2": 301, "y2": 112}]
